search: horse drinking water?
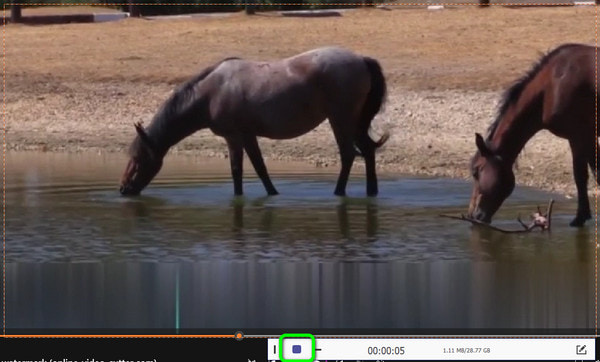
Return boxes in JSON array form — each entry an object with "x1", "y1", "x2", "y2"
[
  {"x1": 120, "y1": 47, "x2": 389, "y2": 197},
  {"x1": 468, "y1": 43, "x2": 599, "y2": 227}
]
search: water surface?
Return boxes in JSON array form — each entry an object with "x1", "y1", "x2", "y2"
[{"x1": 4, "y1": 152, "x2": 597, "y2": 333}]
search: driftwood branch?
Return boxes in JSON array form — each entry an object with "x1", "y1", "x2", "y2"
[
  {"x1": 440, "y1": 199, "x2": 554, "y2": 234},
  {"x1": 439, "y1": 214, "x2": 533, "y2": 234},
  {"x1": 516, "y1": 214, "x2": 529, "y2": 230}
]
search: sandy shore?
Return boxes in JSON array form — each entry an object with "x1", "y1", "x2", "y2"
[{"x1": 5, "y1": 6, "x2": 598, "y2": 197}]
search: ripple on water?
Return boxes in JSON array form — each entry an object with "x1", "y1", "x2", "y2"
[{"x1": 7, "y1": 173, "x2": 590, "y2": 263}]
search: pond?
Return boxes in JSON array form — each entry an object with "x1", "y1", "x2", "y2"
[{"x1": 3, "y1": 152, "x2": 597, "y2": 334}]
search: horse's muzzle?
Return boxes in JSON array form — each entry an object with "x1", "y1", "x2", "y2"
[
  {"x1": 471, "y1": 209, "x2": 492, "y2": 224},
  {"x1": 119, "y1": 184, "x2": 140, "y2": 196}
]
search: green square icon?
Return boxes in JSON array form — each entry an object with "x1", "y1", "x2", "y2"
[{"x1": 278, "y1": 333, "x2": 316, "y2": 362}]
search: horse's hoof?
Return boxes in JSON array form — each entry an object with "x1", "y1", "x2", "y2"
[
  {"x1": 367, "y1": 190, "x2": 378, "y2": 197},
  {"x1": 267, "y1": 190, "x2": 279, "y2": 196},
  {"x1": 569, "y1": 217, "x2": 589, "y2": 227},
  {"x1": 334, "y1": 190, "x2": 346, "y2": 197}
]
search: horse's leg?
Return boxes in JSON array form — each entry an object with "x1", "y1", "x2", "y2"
[
  {"x1": 588, "y1": 139, "x2": 599, "y2": 184},
  {"x1": 330, "y1": 119, "x2": 356, "y2": 197},
  {"x1": 569, "y1": 140, "x2": 591, "y2": 227},
  {"x1": 243, "y1": 135, "x2": 278, "y2": 196},
  {"x1": 226, "y1": 137, "x2": 244, "y2": 196},
  {"x1": 334, "y1": 148, "x2": 356, "y2": 197},
  {"x1": 356, "y1": 135, "x2": 378, "y2": 196}
]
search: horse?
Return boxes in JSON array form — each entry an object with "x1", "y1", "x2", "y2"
[
  {"x1": 119, "y1": 46, "x2": 389, "y2": 198},
  {"x1": 468, "y1": 43, "x2": 598, "y2": 227}
]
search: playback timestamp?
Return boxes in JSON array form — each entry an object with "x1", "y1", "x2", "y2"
[
  {"x1": 443, "y1": 347, "x2": 491, "y2": 354},
  {"x1": 366, "y1": 346, "x2": 406, "y2": 356}
]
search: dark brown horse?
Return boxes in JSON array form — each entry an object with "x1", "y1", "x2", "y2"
[
  {"x1": 468, "y1": 43, "x2": 598, "y2": 227},
  {"x1": 120, "y1": 47, "x2": 389, "y2": 197}
]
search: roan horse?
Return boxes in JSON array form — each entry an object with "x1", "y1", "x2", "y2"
[
  {"x1": 468, "y1": 43, "x2": 598, "y2": 227},
  {"x1": 120, "y1": 47, "x2": 389, "y2": 197}
]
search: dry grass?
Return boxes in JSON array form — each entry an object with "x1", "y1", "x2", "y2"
[{"x1": 6, "y1": 6, "x2": 595, "y2": 93}]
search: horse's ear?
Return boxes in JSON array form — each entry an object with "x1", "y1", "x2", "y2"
[
  {"x1": 134, "y1": 122, "x2": 156, "y2": 158},
  {"x1": 475, "y1": 133, "x2": 493, "y2": 158}
]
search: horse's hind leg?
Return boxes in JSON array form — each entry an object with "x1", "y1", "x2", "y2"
[
  {"x1": 330, "y1": 119, "x2": 357, "y2": 197},
  {"x1": 356, "y1": 135, "x2": 378, "y2": 196},
  {"x1": 569, "y1": 139, "x2": 592, "y2": 227},
  {"x1": 334, "y1": 147, "x2": 356, "y2": 197},
  {"x1": 588, "y1": 139, "x2": 599, "y2": 183},
  {"x1": 243, "y1": 135, "x2": 278, "y2": 196},
  {"x1": 226, "y1": 137, "x2": 244, "y2": 196}
]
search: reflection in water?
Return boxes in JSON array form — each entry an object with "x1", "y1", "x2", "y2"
[
  {"x1": 467, "y1": 224, "x2": 595, "y2": 264},
  {"x1": 5, "y1": 152, "x2": 597, "y2": 332},
  {"x1": 5, "y1": 261, "x2": 595, "y2": 332},
  {"x1": 74, "y1": 190, "x2": 592, "y2": 265},
  {"x1": 226, "y1": 197, "x2": 380, "y2": 242},
  {"x1": 337, "y1": 199, "x2": 378, "y2": 242}
]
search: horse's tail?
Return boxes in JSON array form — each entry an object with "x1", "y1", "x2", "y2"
[{"x1": 356, "y1": 56, "x2": 389, "y2": 156}]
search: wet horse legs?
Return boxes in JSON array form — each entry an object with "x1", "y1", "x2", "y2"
[
  {"x1": 568, "y1": 139, "x2": 592, "y2": 227},
  {"x1": 588, "y1": 140, "x2": 599, "y2": 183},
  {"x1": 356, "y1": 134, "x2": 378, "y2": 196},
  {"x1": 243, "y1": 135, "x2": 279, "y2": 195},
  {"x1": 334, "y1": 147, "x2": 356, "y2": 197},
  {"x1": 330, "y1": 120, "x2": 356, "y2": 196},
  {"x1": 226, "y1": 137, "x2": 244, "y2": 196}
]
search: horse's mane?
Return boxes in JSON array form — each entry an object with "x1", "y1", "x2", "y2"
[
  {"x1": 486, "y1": 43, "x2": 582, "y2": 140},
  {"x1": 128, "y1": 56, "x2": 241, "y2": 157}
]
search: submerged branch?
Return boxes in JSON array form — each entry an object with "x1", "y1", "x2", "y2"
[
  {"x1": 439, "y1": 214, "x2": 532, "y2": 234},
  {"x1": 440, "y1": 199, "x2": 554, "y2": 234}
]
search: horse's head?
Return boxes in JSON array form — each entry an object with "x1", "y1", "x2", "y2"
[
  {"x1": 467, "y1": 133, "x2": 515, "y2": 223},
  {"x1": 119, "y1": 122, "x2": 164, "y2": 196}
]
